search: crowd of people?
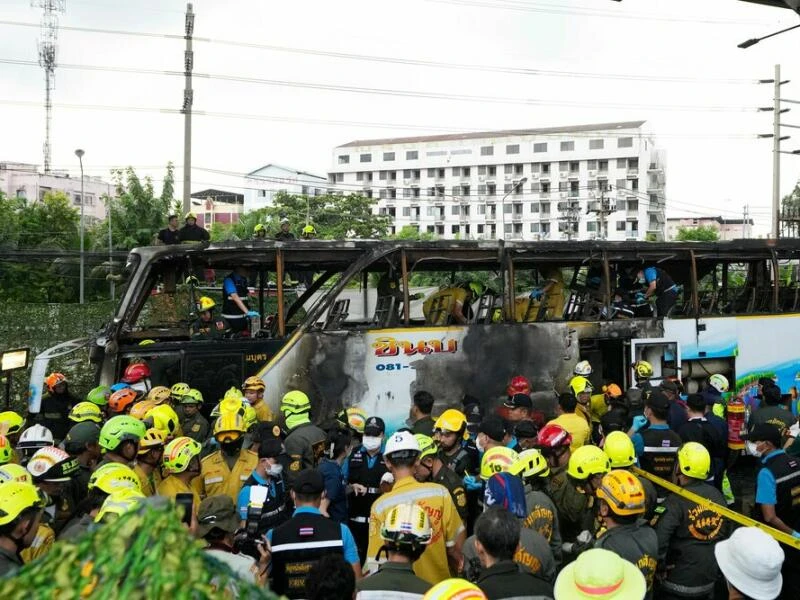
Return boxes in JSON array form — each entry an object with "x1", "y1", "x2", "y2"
[{"x1": 0, "y1": 359, "x2": 797, "y2": 599}]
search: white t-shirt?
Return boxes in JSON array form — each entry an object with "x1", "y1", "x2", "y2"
[{"x1": 204, "y1": 548, "x2": 258, "y2": 584}]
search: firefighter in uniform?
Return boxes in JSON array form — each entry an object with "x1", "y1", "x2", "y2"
[
  {"x1": 195, "y1": 413, "x2": 259, "y2": 504},
  {"x1": 190, "y1": 296, "x2": 226, "y2": 340},
  {"x1": 603, "y1": 431, "x2": 658, "y2": 522},
  {"x1": 514, "y1": 448, "x2": 562, "y2": 565},
  {"x1": 236, "y1": 439, "x2": 290, "y2": 540},
  {"x1": 594, "y1": 470, "x2": 659, "y2": 599},
  {"x1": 433, "y1": 409, "x2": 480, "y2": 533},
  {"x1": 266, "y1": 468, "x2": 362, "y2": 599},
  {"x1": 346, "y1": 416, "x2": 388, "y2": 564},
  {"x1": 281, "y1": 391, "x2": 326, "y2": 487},
  {"x1": 414, "y1": 434, "x2": 468, "y2": 523},
  {"x1": 133, "y1": 428, "x2": 165, "y2": 497},
  {"x1": 37, "y1": 373, "x2": 78, "y2": 443},
  {"x1": 748, "y1": 422, "x2": 800, "y2": 598},
  {"x1": 242, "y1": 376, "x2": 273, "y2": 423},
  {"x1": 179, "y1": 389, "x2": 209, "y2": 443},
  {"x1": 655, "y1": 442, "x2": 729, "y2": 600},
  {"x1": 630, "y1": 390, "x2": 682, "y2": 500}
]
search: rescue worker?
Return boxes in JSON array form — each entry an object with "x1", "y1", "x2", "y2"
[
  {"x1": 562, "y1": 444, "x2": 611, "y2": 550},
  {"x1": 635, "y1": 264, "x2": 678, "y2": 316},
  {"x1": 536, "y1": 424, "x2": 584, "y2": 542},
  {"x1": 275, "y1": 217, "x2": 295, "y2": 241},
  {"x1": 197, "y1": 413, "x2": 259, "y2": 504},
  {"x1": 568, "y1": 376, "x2": 593, "y2": 430},
  {"x1": 67, "y1": 402, "x2": 103, "y2": 425},
  {"x1": 61, "y1": 422, "x2": 101, "y2": 503},
  {"x1": 281, "y1": 390, "x2": 326, "y2": 485},
  {"x1": 479, "y1": 447, "x2": 525, "y2": 517},
  {"x1": 631, "y1": 359, "x2": 655, "y2": 392},
  {"x1": 242, "y1": 376, "x2": 273, "y2": 423},
  {"x1": 120, "y1": 362, "x2": 152, "y2": 396},
  {"x1": 422, "y1": 281, "x2": 482, "y2": 325},
  {"x1": 355, "y1": 503, "x2": 433, "y2": 599},
  {"x1": 699, "y1": 373, "x2": 729, "y2": 419},
  {"x1": 0, "y1": 411, "x2": 25, "y2": 451},
  {"x1": 630, "y1": 389, "x2": 682, "y2": 499},
  {"x1": 178, "y1": 211, "x2": 210, "y2": 242},
  {"x1": 107, "y1": 387, "x2": 138, "y2": 417},
  {"x1": 319, "y1": 428, "x2": 351, "y2": 523},
  {"x1": 180, "y1": 388, "x2": 210, "y2": 443},
  {"x1": 157, "y1": 436, "x2": 202, "y2": 513},
  {"x1": 655, "y1": 442, "x2": 729, "y2": 600},
  {"x1": 434, "y1": 409, "x2": 479, "y2": 478},
  {"x1": 750, "y1": 384, "x2": 795, "y2": 441},
  {"x1": 301, "y1": 224, "x2": 317, "y2": 239},
  {"x1": 266, "y1": 469, "x2": 362, "y2": 598},
  {"x1": 253, "y1": 223, "x2": 267, "y2": 239},
  {"x1": 747, "y1": 422, "x2": 800, "y2": 598},
  {"x1": 546, "y1": 392, "x2": 591, "y2": 450},
  {"x1": 24, "y1": 446, "x2": 79, "y2": 553},
  {"x1": 336, "y1": 407, "x2": 367, "y2": 451},
  {"x1": 473, "y1": 506, "x2": 555, "y2": 599},
  {"x1": 133, "y1": 428, "x2": 166, "y2": 496},
  {"x1": 156, "y1": 214, "x2": 180, "y2": 245},
  {"x1": 221, "y1": 266, "x2": 257, "y2": 334},
  {"x1": 191, "y1": 296, "x2": 226, "y2": 339},
  {"x1": 513, "y1": 421, "x2": 539, "y2": 451},
  {"x1": 236, "y1": 439, "x2": 289, "y2": 536},
  {"x1": 36, "y1": 372, "x2": 78, "y2": 442},
  {"x1": 367, "y1": 431, "x2": 465, "y2": 584},
  {"x1": 660, "y1": 379, "x2": 688, "y2": 431},
  {"x1": 16, "y1": 425, "x2": 54, "y2": 465},
  {"x1": 677, "y1": 393, "x2": 727, "y2": 490},
  {"x1": 145, "y1": 404, "x2": 182, "y2": 442},
  {"x1": 602, "y1": 430, "x2": 657, "y2": 522},
  {"x1": 415, "y1": 434, "x2": 468, "y2": 523},
  {"x1": 514, "y1": 449, "x2": 562, "y2": 565},
  {"x1": 0, "y1": 482, "x2": 45, "y2": 576},
  {"x1": 594, "y1": 469, "x2": 658, "y2": 599},
  {"x1": 409, "y1": 391, "x2": 436, "y2": 436},
  {"x1": 347, "y1": 416, "x2": 388, "y2": 564},
  {"x1": 98, "y1": 416, "x2": 146, "y2": 467}
]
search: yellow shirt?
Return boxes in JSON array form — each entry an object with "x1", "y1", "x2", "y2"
[
  {"x1": 548, "y1": 413, "x2": 591, "y2": 450},
  {"x1": 251, "y1": 399, "x2": 273, "y2": 422},
  {"x1": 368, "y1": 475, "x2": 464, "y2": 584},
  {"x1": 156, "y1": 475, "x2": 201, "y2": 515},
  {"x1": 20, "y1": 522, "x2": 54, "y2": 563},
  {"x1": 422, "y1": 288, "x2": 468, "y2": 325},
  {"x1": 195, "y1": 450, "x2": 258, "y2": 503},
  {"x1": 134, "y1": 462, "x2": 163, "y2": 497},
  {"x1": 589, "y1": 393, "x2": 608, "y2": 423}
]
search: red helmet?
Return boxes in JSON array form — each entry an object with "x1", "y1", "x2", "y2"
[
  {"x1": 507, "y1": 375, "x2": 531, "y2": 397},
  {"x1": 121, "y1": 363, "x2": 151, "y2": 384},
  {"x1": 535, "y1": 423, "x2": 572, "y2": 449}
]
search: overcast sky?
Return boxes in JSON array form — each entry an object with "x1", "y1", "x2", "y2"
[{"x1": 2, "y1": 0, "x2": 800, "y2": 233}]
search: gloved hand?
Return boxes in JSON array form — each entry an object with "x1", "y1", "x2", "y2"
[
  {"x1": 635, "y1": 292, "x2": 646, "y2": 304},
  {"x1": 561, "y1": 542, "x2": 575, "y2": 554},
  {"x1": 463, "y1": 474, "x2": 483, "y2": 491},
  {"x1": 380, "y1": 472, "x2": 394, "y2": 486},
  {"x1": 529, "y1": 289, "x2": 543, "y2": 300},
  {"x1": 576, "y1": 530, "x2": 593, "y2": 545},
  {"x1": 631, "y1": 414, "x2": 649, "y2": 433},
  {"x1": 793, "y1": 530, "x2": 800, "y2": 540},
  {"x1": 246, "y1": 310, "x2": 260, "y2": 318}
]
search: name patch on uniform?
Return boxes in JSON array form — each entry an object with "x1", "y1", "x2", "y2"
[
  {"x1": 205, "y1": 476, "x2": 224, "y2": 485},
  {"x1": 298, "y1": 527, "x2": 314, "y2": 537}
]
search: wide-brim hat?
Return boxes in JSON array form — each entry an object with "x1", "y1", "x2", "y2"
[
  {"x1": 714, "y1": 527, "x2": 783, "y2": 600},
  {"x1": 554, "y1": 548, "x2": 646, "y2": 599}
]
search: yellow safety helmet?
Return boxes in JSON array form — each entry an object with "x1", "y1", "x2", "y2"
[
  {"x1": 280, "y1": 390, "x2": 311, "y2": 415},
  {"x1": 162, "y1": 437, "x2": 202, "y2": 475},
  {"x1": 569, "y1": 375, "x2": 593, "y2": 397},
  {"x1": 213, "y1": 413, "x2": 246, "y2": 442},
  {"x1": 677, "y1": 442, "x2": 711, "y2": 480},
  {"x1": 468, "y1": 281, "x2": 484, "y2": 297},
  {"x1": 197, "y1": 296, "x2": 216, "y2": 312},
  {"x1": 0, "y1": 436, "x2": 13, "y2": 466},
  {"x1": 138, "y1": 339, "x2": 155, "y2": 346},
  {"x1": 422, "y1": 578, "x2": 486, "y2": 600},
  {"x1": 0, "y1": 464, "x2": 33, "y2": 485},
  {"x1": 0, "y1": 412, "x2": 25, "y2": 436},
  {"x1": 88, "y1": 463, "x2": 141, "y2": 495},
  {"x1": 603, "y1": 431, "x2": 637, "y2": 468},
  {"x1": 181, "y1": 388, "x2": 204, "y2": 405},
  {"x1": 95, "y1": 489, "x2": 146, "y2": 523},
  {"x1": 170, "y1": 383, "x2": 191, "y2": 400},
  {"x1": 137, "y1": 428, "x2": 167, "y2": 455},
  {"x1": 129, "y1": 400, "x2": 156, "y2": 421},
  {"x1": 302, "y1": 224, "x2": 316, "y2": 235},
  {"x1": 224, "y1": 387, "x2": 244, "y2": 402},
  {"x1": 514, "y1": 448, "x2": 550, "y2": 479},
  {"x1": 242, "y1": 376, "x2": 265, "y2": 392},
  {"x1": 0, "y1": 483, "x2": 45, "y2": 526},
  {"x1": 346, "y1": 407, "x2": 367, "y2": 434},
  {"x1": 242, "y1": 404, "x2": 258, "y2": 431},
  {"x1": 633, "y1": 360, "x2": 654, "y2": 379},
  {"x1": 480, "y1": 447, "x2": 520, "y2": 481},
  {"x1": 415, "y1": 434, "x2": 438, "y2": 462},
  {"x1": 381, "y1": 502, "x2": 433, "y2": 551},
  {"x1": 433, "y1": 409, "x2": 467, "y2": 435},
  {"x1": 146, "y1": 405, "x2": 180, "y2": 437},
  {"x1": 184, "y1": 212, "x2": 197, "y2": 221},
  {"x1": 146, "y1": 386, "x2": 172, "y2": 405},
  {"x1": 68, "y1": 402, "x2": 103, "y2": 424},
  {"x1": 567, "y1": 445, "x2": 611, "y2": 480},
  {"x1": 254, "y1": 223, "x2": 266, "y2": 234},
  {"x1": 596, "y1": 470, "x2": 646, "y2": 516}
]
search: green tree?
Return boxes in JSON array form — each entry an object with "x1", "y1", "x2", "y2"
[
  {"x1": 0, "y1": 191, "x2": 22, "y2": 250},
  {"x1": 782, "y1": 180, "x2": 800, "y2": 210},
  {"x1": 17, "y1": 191, "x2": 80, "y2": 249},
  {"x1": 675, "y1": 225, "x2": 720, "y2": 241},
  {"x1": 390, "y1": 225, "x2": 437, "y2": 241}
]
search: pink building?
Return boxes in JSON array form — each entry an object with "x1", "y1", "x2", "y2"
[
  {"x1": 190, "y1": 188, "x2": 244, "y2": 228},
  {"x1": 666, "y1": 215, "x2": 754, "y2": 240}
]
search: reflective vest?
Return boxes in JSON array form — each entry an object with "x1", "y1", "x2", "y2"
[
  {"x1": 270, "y1": 510, "x2": 344, "y2": 599},
  {"x1": 759, "y1": 451, "x2": 800, "y2": 531},
  {"x1": 347, "y1": 448, "x2": 387, "y2": 520},
  {"x1": 640, "y1": 427, "x2": 682, "y2": 491},
  {"x1": 221, "y1": 272, "x2": 249, "y2": 319},
  {"x1": 198, "y1": 450, "x2": 259, "y2": 503},
  {"x1": 241, "y1": 473, "x2": 290, "y2": 535}
]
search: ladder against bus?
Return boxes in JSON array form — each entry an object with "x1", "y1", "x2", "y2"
[
  {"x1": 372, "y1": 295, "x2": 397, "y2": 328},
  {"x1": 324, "y1": 299, "x2": 350, "y2": 329},
  {"x1": 425, "y1": 293, "x2": 452, "y2": 326},
  {"x1": 474, "y1": 292, "x2": 502, "y2": 324}
]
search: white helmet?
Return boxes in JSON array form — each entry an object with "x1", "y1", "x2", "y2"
[
  {"x1": 384, "y1": 431, "x2": 420, "y2": 457},
  {"x1": 709, "y1": 374, "x2": 729, "y2": 394},
  {"x1": 574, "y1": 360, "x2": 593, "y2": 376},
  {"x1": 17, "y1": 425, "x2": 54, "y2": 451}
]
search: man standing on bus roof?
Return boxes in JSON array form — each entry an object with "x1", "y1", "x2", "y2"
[
  {"x1": 275, "y1": 217, "x2": 295, "y2": 241},
  {"x1": 634, "y1": 265, "x2": 678, "y2": 317},
  {"x1": 156, "y1": 214, "x2": 180, "y2": 245},
  {"x1": 221, "y1": 266, "x2": 258, "y2": 334},
  {"x1": 178, "y1": 212, "x2": 210, "y2": 243}
]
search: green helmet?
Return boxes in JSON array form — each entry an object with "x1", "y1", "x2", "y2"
[
  {"x1": 86, "y1": 385, "x2": 111, "y2": 407},
  {"x1": 415, "y1": 434, "x2": 437, "y2": 461},
  {"x1": 99, "y1": 416, "x2": 147, "y2": 452},
  {"x1": 280, "y1": 390, "x2": 311, "y2": 415},
  {"x1": 181, "y1": 388, "x2": 204, "y2": 405},
  {"x1": 170, "y1": 383, "x2": 190, "y2": 400}
]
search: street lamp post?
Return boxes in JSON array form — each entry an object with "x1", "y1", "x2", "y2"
[
  {"x1": 75, "y1": 148, "x2": 85, "y2": 304},
  {"x1": 498, "y1": 177, "x2": 527, "y2": 240}
]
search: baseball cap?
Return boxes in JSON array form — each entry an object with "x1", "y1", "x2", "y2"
[
  {"x1": 479, "y1": 414, "x2": 507, "y2": 443},
  {"x1": 197, "y1": 495, "x2": 240, "y2": 537},
  {"x1": 384, "y1": 430, "x2": 420, "y2": 456},
  {"x1": 62, "y1": 422, "x2": 101, "y2": 451},
  {"x1": 292, "y1": 469, "x2": 325, "y2": 494},
  {"x1": 258, "y1": 439, "x2": 283, "y2": 460},
  {"x1": 659, "y1": 379, "x2": 679, "y2": 393},
  {"x1": 253, "y1": 421, "x2": 283, "y2": 444},
  {"x1": 514, "y1": 420, "x2": 538, "y2": 440},
  {"x1": 364, "y1": 416, "x2": 385, "y2": 436},
  {"x1": 686, "y1": 393, "x2": 706, "y2": 411},
  {"x1": 715, "y1": 527, "x2": 784, "y2": 600},
  {"x1": 744, "y1": 423, "x2": 782, "y2": 446},
  {"x1": 644, "y1": 389, "x2": 670, "y2": 412},
  {"x1": 504, "y1": 393, "x2": 533, "y2": 410}
]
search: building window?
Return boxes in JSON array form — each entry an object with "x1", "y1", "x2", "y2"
[
  {"x1": 617, "y1": 158, "x2": 627, "y2": 169},
  {"x1": 630, "y1": 179, "x2": 639, "y2": 191},
  {"x1": 599, "y1": 160, "x2": 608, "y2": 172},
  {"x1": 531, "y1": 182, "x2": 541, "y2": 193},
  {"x1": 628, "y1": 157, "x2": 639, "y2": 169},
  {"x1": 481, "y1": 145, "x2": 494, "y2": 156},
  {"x1": 569, "y1": 161, "x2": 579, "y2": 173},
  {"x1": 488, "y1": 165, "x2": 496, "y2": 176},
  {"x1": 335, "y1": 173, "x2": 343, "y2": 182},
  {"x1": 616, "y1": 179, "x2": 627, "y2": 190},
  {"x1": 560, "y1": 141, "x2": 575, "y2": 152},
  {"x1": 586, "y1": 221, "x2": 597, "y2": 232},
  {"x1": 383, "y1": 152, "x2": 395, "y2": 161},
  {"x1": 477, "y1": 204, "x2": 486, "y2": 215},
  {"x1": 379, "y1": 171, "x2": 387, "y2": 180},
  {"x1": 530, "y1": 202, "x2": 539, "y2": 212},
  {"x1": 589, "y1": 139, "x2": 604, "y2": 150},
  {"x1": 587, "y1": 180, "x2": 597, "y2": 191},
  {"x1": 569, "y1": 181, "x2": 579, "y2": 196},
  {"x1": 504, "y1": 164, "x2": 513, "y2": 175},
  {"x1": 530, "y1": 222, "x2": 540, "y2": 233},
  {"x1": 541, "y1": 163, "x2": 550, "y2": 174},
  {"x1": 402, "y1": 207, "x2": 411, "y2": 217},
  {"x1": 452, "y1": 167, "x2": 461, "y2": 176},
  {"x1": 487, "y1": 183, "x2": 496, "y2": 196},
  {"x1": 477, "y1": 224, "x2": 484, "y2": 234},
  {"x1": 616, "y1": 221, "x2": 626, "y2": 231},
  {"x1": 258, "y1": 189, "x2": 267, "y2": 197},
  {"x1": 514, "y1": 164, "x2": 523, "y2": 175},
  {"x1": 426, "y1": 150, "x2": 447, "y2": 157},
  {"x1": 558, "y1": 181, "x2": 568, "y2": 192},
  {"x1": 338, "y1": 155, "x2": 350, "y2": 164},
  {"x1": 462, "y1": 185, "x2": 470, "y2": 196},
  {"x1": 506, "y1": 144, "x2": 520, "y2": 154},
  {"x1": 504, "y1": 183, "x2": 513, "y2": 194},
  {"x1": 587, "y1": 160, "x2": 597, "y2": 171},
  {"x1": 360, "y1": 153, "x2": 372, "y2": 162},
  {"x1": 413, "y1": 187, "x2": 421, "y2": 198},
  {"x1": 533, "y1": 143, "x2": 547, "y2": 153},
  {"x1": 618, "y1": 137, "x2": 633, "y2": 148},
  {"x1": 541, "y1": 181, "x2": 550, "y2": 193},
  {"x1": 452, "y1": 225, "x2": 460, "y2": 235},
  {"x1": 406, "y1": 150, "x2": 418, "y2": 160},
  {"x1": 462, "y1": 167, "x2": 470, "y2": 177}
]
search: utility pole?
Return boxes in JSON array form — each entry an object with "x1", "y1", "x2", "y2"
[
  {"x1": 182, "y1": 3, "x2": 194, "y2": 216},
  {"x1": 743, "y1": 204, "x2": 749, "y2": 238},
  {"x1": 773, "y1": 64, "x2": 781, "y2": 238},
  {"x1": 588, "y1": 185, "x2": 614, "y2": 239},
  {"x1": 33, "y1": 0, "x2": 64, "y2": 174}
]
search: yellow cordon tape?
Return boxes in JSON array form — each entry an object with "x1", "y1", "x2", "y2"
[{"x1": 631, "y1": 466, "x2": 800, "y2": 551}]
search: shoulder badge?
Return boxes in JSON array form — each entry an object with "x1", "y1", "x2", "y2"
[{"x1": 191, "y1": 424, "x2": 200, "y2": 432}]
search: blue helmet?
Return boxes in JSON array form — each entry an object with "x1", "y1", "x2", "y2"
[{"x1": 110, "y1": 382, "x2": 131, "y2": 393}]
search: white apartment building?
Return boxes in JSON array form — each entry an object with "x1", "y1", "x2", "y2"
[
  {"x1": 0, "y1": 161, "x2": 113, "y2": 223},
  {"x1": 328, "y1": 121, "x2": 667, "y2": 241},
  {"x1": 243, "y1": 164, "x2": 328, "y2": 212}
]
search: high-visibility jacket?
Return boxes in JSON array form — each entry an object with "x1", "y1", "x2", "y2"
[
  {"x1": 156, "y1": 475, "x2": 201, "y2": 515},
  {"x1": 20, "y1": 522, "x2": 55, "y2": 563},
  {"x1": 134, "y1": 462, "x2": 162, "y2": 497},
  {"x1": 196, "y1": 449, "x2": 258, "y2": 503},
  {"x1": 251, "y1": 399, "x2": 273, "y2": 422}
]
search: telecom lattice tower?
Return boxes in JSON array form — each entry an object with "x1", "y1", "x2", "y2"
[{"x1": 33, "y1": 0, "x2": 65, "y2": 174}]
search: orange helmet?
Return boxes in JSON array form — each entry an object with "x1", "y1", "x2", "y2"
[
  {"x1": 108, "y1": 388, "x2": 138, "y2": 414},
  {"x1": 45, "y1": 372, "x2": 67, "y2": 392},
  {"x1": 602, "y1": 383, "x2": 623, "y2": 399}
]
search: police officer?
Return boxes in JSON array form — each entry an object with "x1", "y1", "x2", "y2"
[
  {"x1": 281, "y1": 391, "x2": 326, "y2": 486},
  {"x1": 415, "y1": 435, "x2": 468, "y2": 523},
  {"x1": 347, "y1": 416, "x2": 387, "y2": 564},
  {"x1": 266, "y1": 469, "x2": 362, "y2": 599},
  {"x1": 197, "y1": 414, "x2": 259, "y2": 504},
  {"x1": 635, "y1": 265, "x2": 678, "y2": 316},
  {"x1": 221, "y1": 265, "x2": 257, "y2": 334},
  {"x1": 630, "y1": 390, "x2": 682, "y2": 500},
  {"x1": 179, "y1": 389, "x2": 210, "y2": 443},
  {"x1": 237, "y1": 439, "x2": 290, "y2": 538},
  {"x1": 655, "y1": 442, "x2": 729, "y2": 600}
]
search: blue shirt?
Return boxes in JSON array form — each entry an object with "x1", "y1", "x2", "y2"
[
  {"x1": 236, "y1": 470, "x2": 277, "y2": 520},
  {"x1": 643, "y1": 267, "x2": 658, "y2": 284},
  {"x1": 632, "y1": 423, "x2": 671, "y2": 457},
  {"x1": 223, "y1": 272, "x2": 247, "y2": 297},
  {"x1": 318, "y1": 458, "x2": 348, "y2": 523},
  {"x1": 755, "y1": 449, "x2": 785, "y2": 506},
  {"x1": 266, "y1": 506, "x2": 359, "y2": 565}
]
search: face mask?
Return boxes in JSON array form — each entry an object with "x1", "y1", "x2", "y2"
[
  {"x1": 638, "y1": 277, "x2": 646, "y2": 285},
  {"x1": 476, "y1": 435, "x2": 485, "y2": 453},
  {"x1": 362, "y1": 436, "x2": 382, "y2": 452},
  {"x1": 220, "y1": 438, "x2": 244, "y2": 456},
  {"x1": 746, "y1": 441, "x2": 762, "y2": 457},
  {"x1": 267, "y1": 463, "x2": 283, "y2": 477}
]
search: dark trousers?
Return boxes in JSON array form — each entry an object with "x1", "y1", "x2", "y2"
[
  {"x1": 657, "y1": 289, "x2": 678, "y2": 317},
  {"x1": 350, "y1": 519, "x2": 369, "y2": 566}
]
